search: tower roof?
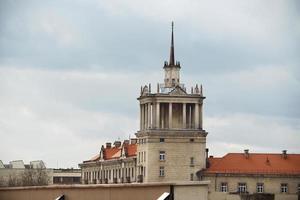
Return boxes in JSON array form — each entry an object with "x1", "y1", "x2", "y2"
[
  {"x1": 164, "y1": 22, "x2": 180, "y2": 69},
  {"x1": 169, "y1": 21, "x2": 175, "y2": 66}
]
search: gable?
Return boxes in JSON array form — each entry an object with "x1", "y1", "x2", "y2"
[{"x1": 169, "y1": 86, "x2": 187, "y2": 95}]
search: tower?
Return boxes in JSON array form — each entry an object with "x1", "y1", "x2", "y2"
[{"x1": 136, "y1": 22, "x2": 208, "y2": 183}]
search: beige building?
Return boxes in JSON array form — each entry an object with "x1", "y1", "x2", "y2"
[
  {"x1": 200, "y1": 150, "x2": 300, "y2": 200},
  {"x1": 0, "y1": 160, "x2": 81, "y2": 186},
  {"x1": 79, "y1": 23, "x2": 300, "y2": 200},
  {"x1": 136, "y1": 22, "x2": 207, "y2": 183},
  {"x1": 0, "y1": 160, "x2": 52, "y2": 187},
  {"x1": 79, "y1": 139, "x2": 137, "y2": 184}
]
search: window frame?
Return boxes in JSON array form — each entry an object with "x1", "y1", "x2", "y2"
[
  {"x1": 159, "y1": 151, "x2": 166, "y2": 161},
  {"x1": 159, "y1": 166, "x2": 165, "y2": 177},
  {"x1": 190, "y1": 173, "x2": 194, "y2": 181},
  {"x1": 220, "y1": 182, "x2": 228, "y2": 192},
  {"x1": 281, "y1": 183, "x2": 288, "y2": 193},
  {"x1": 256, "y1": 183, "x2": 264, "y2": 193},
  {"x1": 238, "y1": 183, "x2": 247, "y2": 193},
  {"x1": 190, "y1": 157, "x2": 194, "y2": 166}
]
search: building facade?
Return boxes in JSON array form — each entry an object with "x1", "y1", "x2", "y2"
[
  {"x1": 201, "y1": 150, "x2": 300, "y2": 200},
  {"x1": 0, "y1": 160, "x2": 81, "y2": 186},
  {"x1": 136, "y1": 22, "x2": 207, "y2": 183},
  {"x1": 79, "y1": 23, "x2": 300, "y2": 200},
  {"x1": 79, "y1": 139, "x2": 137, "y2": 184}
]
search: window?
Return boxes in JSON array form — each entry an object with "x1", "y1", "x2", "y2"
[
  {"x1": 190, "y1": 157, "x2": 194, "y2": 165},
  {"x1": 238, "y1": 183, "x2": 247, "y2": 193},
  {"x1": 298, "y1": 184, "x2": 300, "y2": 193},
  {"x1": 160, "y1": 138, "x2": 165, "y2": 143},
  {"x1": 220, "y1": 182, "x2": 228, "y2": 192},
  {"x1": 159, "y1": 151, "x2": 166, "y2": 161},
  {"x1": 159, "y1": 166, "x2": 165, "y2": 177},
  {"x1": 172, "y1": 79, "x2": 175, "y2": 84},
  {"x1": 281, "y1": 183, "x2": 288, "y2": 193},
  {"x1": 190, "y1": 138, "x2": 194, "y2": 142},
  {"x1": 144, "y1": 151, "x2": 146, "y2": 162},
  {"x1": 257, "y1": 183, "x2": 264, "y2": 193},
  {"x1": 138, "y1": 152, "x2": 140, "y2": 163},
  {"x1": 132, "y1": 167, "x2": 134, "y2": 177},
  {"x1": 141, "y1": 152, "x2": 143, "y2": 163},
  {"x1": 190, "y1": 173, "x2": 194, "y2": 181}
]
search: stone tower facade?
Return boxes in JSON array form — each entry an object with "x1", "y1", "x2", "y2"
[{"x1": 136, "y1": 22, "x2": 208, "y2": 183}]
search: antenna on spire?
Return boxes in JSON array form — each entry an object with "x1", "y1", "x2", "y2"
[{"x1": 169, "y1": 21, "x2": 175, "y2": 66}]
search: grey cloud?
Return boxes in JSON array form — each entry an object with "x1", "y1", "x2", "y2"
[{"x1": 0, "y1": 0, "x2": 299, "y2": 167}]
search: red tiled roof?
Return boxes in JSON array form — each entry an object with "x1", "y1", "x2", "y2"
[
  {"x1": 205, "y1": 153, "x2": 300, "y2": 175},
  {"x1": 83, "y1": 142, "x2": 137, "y2": 163},
  {"x1": 126, "y1": 144, "x2": 137, "y2": 157},
  {"x1": 104, "y1": 147, "x2": 121, "y2": 160}
]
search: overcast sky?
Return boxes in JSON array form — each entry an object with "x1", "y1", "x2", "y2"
[{"x1": 0, "y1": 0, "x2": 299, "y2": 168}]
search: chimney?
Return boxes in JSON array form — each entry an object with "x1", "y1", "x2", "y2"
[
  {"x1": 114, "y1": 141, "x2": 121, "y2": 148},
  {"x1": 205, "y1": 148, "x2": 209, "y2": 159},
  {"x1": 205, "y1": 148, "x2": 209, "y2": 168},
  {"x1": 130, "y1": 138, "x2": 137, "y2": 144},
  {"x1": 123, "y1": 140, "x2": 129, "y2": 145},
  {"x1": 282, "y1": 150, "x2": 287, "y2": 159},
  {"x1": 244, "y1": 149, "x2": 249, "y2": 159},
  {"x1": 106, "y1": 142, "x2": 111, "y2": 149}
]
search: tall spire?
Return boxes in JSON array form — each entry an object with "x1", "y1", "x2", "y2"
[{"x1": 169, "y1": 21, "x2": 175, "y2": 66}]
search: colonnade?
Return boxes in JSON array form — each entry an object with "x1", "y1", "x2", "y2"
[{"x1": 140, "y1": 102, "x2": 202, "y2": 130}]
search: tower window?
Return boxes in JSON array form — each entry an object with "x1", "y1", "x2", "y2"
[
  {"x1": 257, "y1": 183, "x2": 264, "y2": 193},
  {"x1": 159, "y1": 166, "x2": 165, "y2": 177},
  {"x1": 190, "y1": 157, "x2": 194, "y2": 166},
  {"x1": 160, "y1": 138, "x2": 165, "y2": 143},
  {"x1": 190, "y1": 173, "x2": 194, "y2": 181},
  {"x1": 159, "y1": 151, "x2": 165, "y2": 161},
  {"x1": 220, "y1": 182, "x2": 228, "y2": 192},
  {"x1": 281, "y1": 183, "x2": 288, "y2": 193}
]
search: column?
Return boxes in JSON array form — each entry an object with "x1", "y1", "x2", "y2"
[
  {"x1": 169, "y1": 103, "x2": 172, "y2": 129},
  {"x1": 148, "y1": 103, "x2": 151, "y2": 129},
  {"x1": 152, "y1": 103, "x2": 156, "y2": 128},
  {"x1": 199, "y1": 103, "x2": 203, "y2": 129},
  {"x1": 182, "y1": 103, "x2": 186, "y2": 129},
  {"x1": 140, "y1": 104, "x2": 143, "y2": 130},
  {"x1": 144, "y1": 104, "x2": 148, "y2": 130},
  {"x1": 156, "y1": 102, "x2": 160, "y2": 129},
  {"x1": 195, "y1": 103, "x2": 199, "y2": 129},
  {"x1": 141, "y1": 104, "x2": 144, "y2": 130}
]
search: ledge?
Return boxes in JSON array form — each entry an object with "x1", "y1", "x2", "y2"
[{"x1": 0, "y1": 181, "x2": 210, "y2": 191}]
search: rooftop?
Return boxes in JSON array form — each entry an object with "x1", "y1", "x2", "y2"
[
  {"x1": 83, "y1": 139, "x2": 137, "y2": 163},
  {"x1": 205, "y1": 152, "x2": 300, "y2": 175}
]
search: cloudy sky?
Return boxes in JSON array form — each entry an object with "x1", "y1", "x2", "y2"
[{"x1": 0, "y1": 0, "x2": 299, "y2": 168}]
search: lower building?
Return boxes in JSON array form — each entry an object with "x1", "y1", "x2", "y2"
[
  {"x1": 52, "y1": 169, "x2": 81, "y2": 185},
  {"x1": 200, "y1": 150, "x2": 300, "y2": 200},
  {"x1": 0, "y1": 160, "x2": 82, "y2": 186},
  {"x1": 79, "y1": 139, "x2": 137, "y2": 184},
  {"x1": 80, "y1": 146, "x2": 300, "y2": 199}
]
